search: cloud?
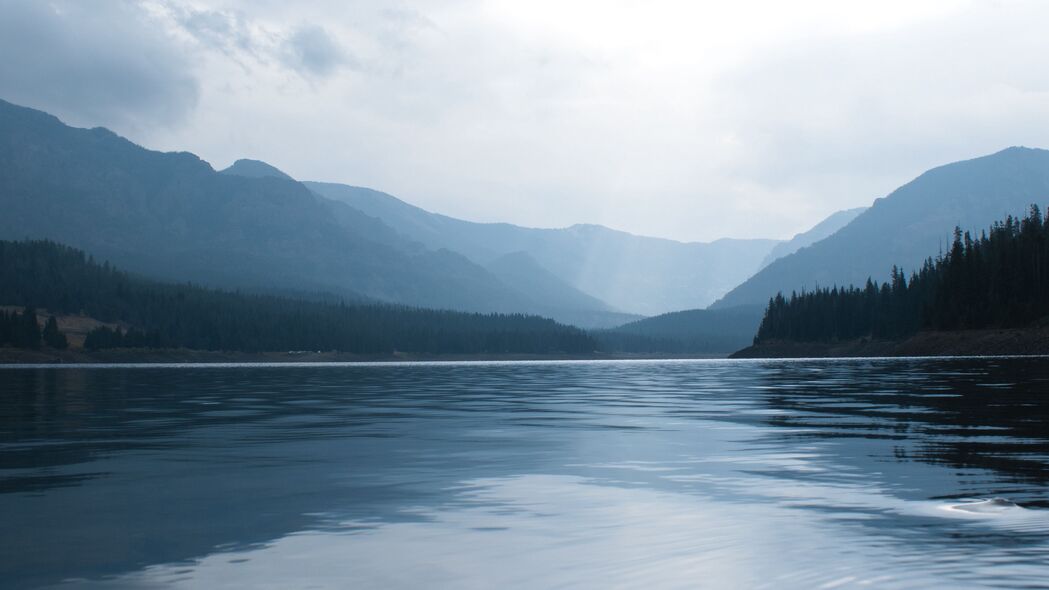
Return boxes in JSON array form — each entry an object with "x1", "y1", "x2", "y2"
[
  {"x1": 166, "y1": 6, "x2": 354, "y2": 79},
  {"x1": 698, "y1": 2, "x2": 1049, "y2": 227},
  {"x1": 0, "y1": 0, "x2": 199, "y2": 131},
  {"x1": 282, "y1": 25, "x2": 354, "y2": 77},
  {"x1": 4, "y1": 0, "x2": 1049, "y2": 242},
  {"x1": 176, "y1": 7, "x2": 258, "y2": 56}
]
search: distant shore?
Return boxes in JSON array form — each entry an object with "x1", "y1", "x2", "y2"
[
  {"x1": 0, "y1": 348, "x2": 729, "y2": 365},
  {"x1": 8, "y1": 333, "x2": 1049, "y2": 363},
  {"x1": 731, "y1": 325, "x2": 1049, "y2": 358}
]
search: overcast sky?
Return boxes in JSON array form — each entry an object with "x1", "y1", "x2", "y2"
[{"x1": 2, "y1": 0, "x2": 1048, "y2": 241}]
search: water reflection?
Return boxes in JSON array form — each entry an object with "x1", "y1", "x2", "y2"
[
  {"x1": 753, "y1": 358, "x2": 1049, "y2": 504},
  {"x1": 1, "y1": 359, "x2": 1048, "y2": 588}
]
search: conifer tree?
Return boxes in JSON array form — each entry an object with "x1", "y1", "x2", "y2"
[
  {"x1": 754, "y1": 204, "x2": 1049, "y2": 344},
  {"x1": 15, "y1": 308, "x2": 41, "y2": 349},
  {"x1": 42, "y1": 315, "x2": 68, "y2": 349}
]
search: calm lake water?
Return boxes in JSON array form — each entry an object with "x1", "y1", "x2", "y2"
[{"x1": 3, "y1": 358, "x2": 1049, "y2": 589}]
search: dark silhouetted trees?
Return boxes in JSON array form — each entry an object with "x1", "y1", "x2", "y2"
[
  {"x1": 42, "y1": 315, "x2": 68, "y2": 349},
  {"x1": 0, "y1": 307, "x2": 42, "y2": 349},
  {"x1": 755, "y1": 205, "x2": 1049, "y2": 343},
  {"x1": 0, "y1": 240, "x2": 596, "y2": 354},
  {"x1": 82, "y1": 326, "x2": 157, "y2": 350}
]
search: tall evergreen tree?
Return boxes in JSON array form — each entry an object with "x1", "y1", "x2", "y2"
[
  {"x1": 13, "y1": 307, "x2": 41, "y2": 349},
  {"x1": 42, "y1": 315, "x2": 68, "y2": 349}
]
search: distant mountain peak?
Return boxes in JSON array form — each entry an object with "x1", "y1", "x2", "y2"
[
  {"x1": 220, "y1": 159, "x2": 294, "y2": 181},
  {"x1": 941, "y1": 146, "x2": 1049, "y2": 170},
  {"x1": 994, "y1": 145, "x2": 1042, "y2": 155},
  {"x1": 0, "y1": 97, "x2": 62, "y2": 126}
]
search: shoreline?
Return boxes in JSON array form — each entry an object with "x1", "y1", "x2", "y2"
[
  {"x1": 731, "y1": 326, "x2": 1049, "y2": 359},
  {"x1": 3, "y1": 347, "x2": 1047, "y2": 366},
  {"x1": 0, "y1": 348, "x2": 730, "y2": 365}
]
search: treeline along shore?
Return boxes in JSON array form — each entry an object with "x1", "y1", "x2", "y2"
[
  {"x1": 6, "y1": 205, "x2": 1049, "y2": 362},
  {"x1": 735, "y1": 205, "x2": 1049, "y2": 358},
  {"x1": 0, "y1": 240, "x2": 598, "y2": 359},
  {"x1": 0, "y1": 239, "x2": 761, "y2": 362}
]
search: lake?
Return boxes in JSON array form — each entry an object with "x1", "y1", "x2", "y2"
[{"x1": 2, "y1": 358, "x2": 1049, "y2": 589}]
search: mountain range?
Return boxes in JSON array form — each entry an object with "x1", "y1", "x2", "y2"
[
  {"x1": 712, "y1": 147, "x2": 1049, "y2": 309},
  {"x1": 4, "y1": 96, "x2": 1048, "y2": 349},
  {"x1": 758, "y1": 207, "x2": 866, "y2": 269},
  {"x1": 0, "y1": 99, "x2": 545, "y2": 316},
  {"x1": 0, "y1": 98, "x2": 780, "y2": 328},
  {"x1": 594, "y1": 304, "x2": 766, "y2": 354},
  {"x1": 303, "y1": 182, "x2": 778, "y2": 316}
]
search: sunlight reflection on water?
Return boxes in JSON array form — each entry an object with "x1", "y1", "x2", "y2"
[
  {"x1": 2, "y1": 358, "x2": 1049, "y2": 589},
  {"x1": 64, "y1": 472, "x2": 1049, "y2": 589}
]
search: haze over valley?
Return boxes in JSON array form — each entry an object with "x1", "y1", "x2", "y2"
[{"x1": 5, "y1": 94, "x2": 1049, "y2": 355}]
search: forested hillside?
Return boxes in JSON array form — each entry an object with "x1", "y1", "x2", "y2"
[
  {"x1": 714, "y1": 147, "x2": 1049, "y2": 309},
  {"x1": 752, "y1": 206, "x2": 1049, "y2": 344},
  {"x1": 0, "y1": 240, "x2": 596, "y2": 354},
  {"x1": 0, "y1": 307, "x2": 66, "y2": 349},
  {"x1": 0, "y1": 99, "x2": 546, "y2": 315},
  {"x1": 595, "y1": 305, "x2": 764, "y2": 354}
]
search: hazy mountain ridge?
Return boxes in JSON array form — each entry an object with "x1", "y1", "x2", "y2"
[
  {"x1": 0, "y1": 98, "x2": 671, "y2": 328},
  {"x1": 21, "y1": 96, "x2": 1040, "y2": 334},
  {"x1": 483, "y1": 251, "x2": 642, "y2": 329},
  {"x1": 759, "y1": 207, "x2": 866, "y2": 269},
  {"x1": 712, "y1": 147, "x2": 1049, "y2": 309},
  {"x1": 220, "y1": 159, "x2": 294, "y2": 181},
  {"x1": 217, "y1": 157, "x2": 635, "y2": 327},
  {"x1": 486, "y1": 251, "x2": 611, "y2": 312},
  {"x1": 305, "y1": 181, "x2": 779, "y2": 315},
  {"x1": 0, "y1": 98, "x2": 544, "y2": 314},
  {"x1": 594, "y1": 305, "x2": 765, "y2": 353}
]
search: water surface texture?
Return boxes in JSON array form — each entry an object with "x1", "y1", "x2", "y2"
[{"x1": 3, "y1": 359, "x2": 1049, "y2": 588}]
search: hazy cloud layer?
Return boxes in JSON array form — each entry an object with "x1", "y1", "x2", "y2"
[{"x1": 2, "y1": 0, "x2": 1048, "y2": 241}]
